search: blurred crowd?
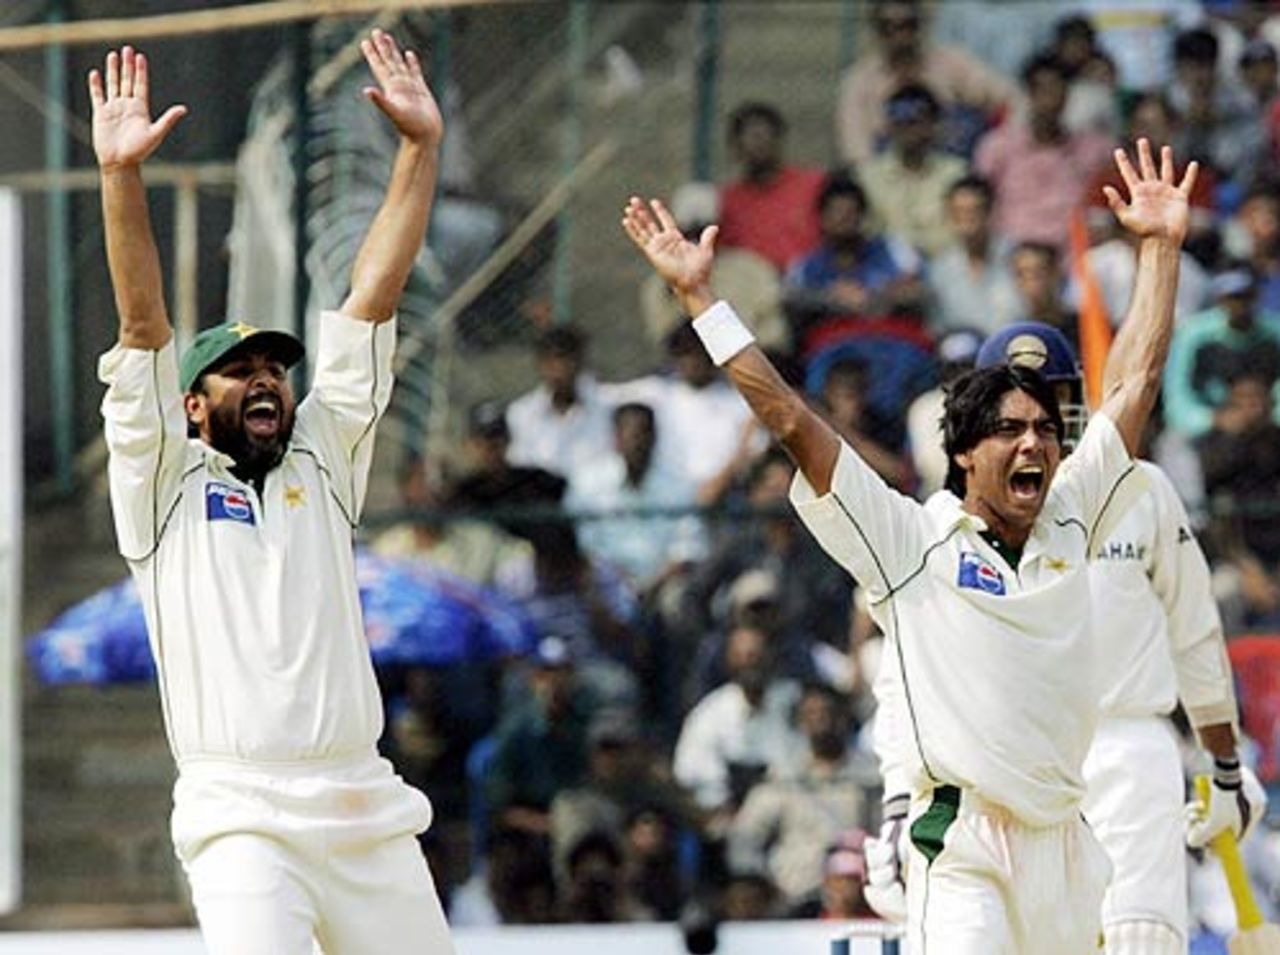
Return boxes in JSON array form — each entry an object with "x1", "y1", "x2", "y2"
[{"x1": 369, "y1": 1, "x2": 1280, "y2": 940}]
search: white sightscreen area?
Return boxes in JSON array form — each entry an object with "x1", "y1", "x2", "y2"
[{"x1": 0, "y1": 188, "x2": 22, "y2": 914}]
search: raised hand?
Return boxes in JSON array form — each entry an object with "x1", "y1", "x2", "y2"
[
  {"x1": 621, "y1": 196, "x2": 717, "y2": 299},
  {"x1": 88, "y1": 46, "x2": 187, "y2": 170},
  {"x1": 1103, "y1": 138, "x2": 1197, "y2": 246},
  {"x1": 360, "y1": 29, "x2": 443, "y2": 147}
]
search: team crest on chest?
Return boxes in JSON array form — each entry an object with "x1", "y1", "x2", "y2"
[
  {"x1": 206, "y1": 482, "x2": 256, "y2": 526},
  {"x1": 957, "y1": 551, "x2": 1006, "y2": 595}
]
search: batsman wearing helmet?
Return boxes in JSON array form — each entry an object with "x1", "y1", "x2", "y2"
[
  {"x1": 624, "y1": 137, "x2": 1194, "y2": 953},
  {"x1": 92, "y1": 33, "x2": 454, "y2": 955},
  {"x1": 867, "y1": 321, "x2": 1266, "y2": 954}
]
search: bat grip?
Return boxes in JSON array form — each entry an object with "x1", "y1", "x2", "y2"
[{"x1": 1196, "y1": 774, "x2": 1265, "y2": 930}]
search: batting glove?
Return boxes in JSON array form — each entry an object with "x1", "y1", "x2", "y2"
[
  {"x1": 863, "y1": 793, "x2": 909, "y2": 924},
  {"x1": 1185, "y1": 757, "x2": 1268, "y2": 848}
]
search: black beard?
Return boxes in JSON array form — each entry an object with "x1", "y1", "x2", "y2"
[{"x1": 206, "y1": 400, "x2": 293, "y2": 481}]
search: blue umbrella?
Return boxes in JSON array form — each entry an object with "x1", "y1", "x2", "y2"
[{"x1": 28, "y1": 549, "x2": 538, "y2": 686}]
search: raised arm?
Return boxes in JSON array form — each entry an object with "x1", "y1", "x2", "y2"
[
  {"x1": 621, "y1": 197, "x2": 841, "y2": 494},
  {"x1": 340, "y1": 29, "x2": 444, "y2": 323},
  {"x1": 90, "y1": 46, "x2": 187, "y2": 350},
  {"x1": 1098, "y1": 139, "x2": 1197, "y2": 454}
]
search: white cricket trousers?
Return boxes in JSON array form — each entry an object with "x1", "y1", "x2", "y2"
[
  {"x1": 173, "y1": 752, "x2": 454, "y2": 955},
  {"x1": 906, "y1": 785, "x2": 1111, "y2": 955},
  {"x1": 1081, "y1": 716, "x2": 1188, "y2": 953}
]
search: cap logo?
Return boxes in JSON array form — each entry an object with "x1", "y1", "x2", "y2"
[
  {"x1": 1005, "y1": 334, "x2": 1049, "y2": 371},
  {"x1": 227, "y1": 321, "x2": 259, "y2": 340}
]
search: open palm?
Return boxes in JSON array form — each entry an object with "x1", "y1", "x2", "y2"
[
  {"x1": 89, "y1": 47, "x2": 186, "y2": 169},
  {"x1": 360, "y1": 30, "x2": 443, "y2": 147},
  {"x1": 1104, "y1": 139, "x2": 1197, "y2": 245},
  {"x1": 621, "y1": 196, "x2": 716, "y2": 293}
]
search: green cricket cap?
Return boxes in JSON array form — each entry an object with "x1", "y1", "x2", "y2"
[{"x1": 179, "y1": 321, "x2": 305, "y2": 392}]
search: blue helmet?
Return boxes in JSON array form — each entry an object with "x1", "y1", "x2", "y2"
[{"x1": 975, "y1": 322, "x2": 1087, "y2": 448}]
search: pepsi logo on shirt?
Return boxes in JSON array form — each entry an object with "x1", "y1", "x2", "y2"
[
  {"x1": 206, "y1": 482, "x2": 256, "y2": 526},
  {"x1": 957, "y1": 551, "x2": 1006, "y2": 596}
]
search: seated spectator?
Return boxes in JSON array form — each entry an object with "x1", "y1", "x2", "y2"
[
  {"x1": 819, "y1": 358, "x2": 912, "y2": 490},
  {"x1": 835, "y1": 0, "x2": 1017, "y2": 164},
  {"x1": 806, "y1": 835, "x2": 877, "y2": 920},
  {"x1": 782, "y1": 173, "x2": 925, "y2": 352},
  {"x1": 448, "y1": 824, "x2": 555, "y2": 926},
  {"x1": 927, "y1": 175, "x2": 1020, "y2": 336},
  {"x1": 686, "y1": 450, "x2": 854, "y2": 654},
  {"x1": 556, "y1": 829, "x2": 653, "y2": 923},
  {"x1": 858, "y1": 83, "x2": 967, "y2": 256},
  {"x1": 1053, "y1": 15, "x2": 1121, "y2": 137},
  {"x1": 1197, "y1": 373, "x2": 1280, "y2": 630},
  {"x1": 1011, "y1": 241, "x2": 1079, "y2": 349},
  {"x1": 622, "y1": 807, "x2": 686, "y2": 922},
  {"x1": 727, "y1": 683, "x2": 872, "y2": 911},
  {"x1": 1241, "y1": 38, "x2": 1279, "y2": 114},
  {"x1": 614, "y1": 325, "x2": 758, "y2": 506},
  {"x1": 974, "y1": 52, "x2": 1112, "y2": 253},
  {"x1": 905, "y1": 327, "x2": 983, "y2": 498},
  {"x1": 372, "y1": 453, "x2": 532, "y2": 588},
  {"x1": 717, "y1": 102, "x2": 826, "y2": 273},
  {"x1": 1170, "y1": 26, "x2": 1265, "y2": 198},
  {"x1": 565, "y1": 402, "x2": 706, "y2": 594},
  {"x1": 484, "y1": 637, "x2": 594, "y2": 839},
  {"x1": 1071, "y1": 226, "x2": 1209, "y2": 329},
  {"x1": 1225, "y1": 180, "x2": 1280, "y2": 313},
  {"x1": 640, "y1": 182, "x2": 787, "y2": 353},
  {"x1": 673, "y1": 625, "x2": 805, "y2": 814},
  {"x1": 719, "y1": 870, "x2": 782, "y2": 921},
  {"x1": 1165, "y1": 266, "x2": 1280, "y2": 438},
  {"x1": 506, "y1": 324, "x2": 615, "y2": 481}
]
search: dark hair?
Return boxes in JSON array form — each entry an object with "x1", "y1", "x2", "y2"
[
  {"x1": 536, "y1": 324, "x2": 585, "y2": 358},
  {"x1": 1053, "y1": 14, "x2": 1095, "y2": 47},
  {"x1": 1011, "y1": 240, "x2": 1060, "y2": 269},
  {"x1": 1021, "y1": 51, "x2": 1067, "y2": 87},
  {"x1": 942, "y1": 364, "x2": 1064, "y2": 497},
  {"x1": 729, "y1": 102, "x2": 786, "y2": 141},
  {"x1": 612, "y1": 401, "x2": 655, "y2": 429},
  {"x1": 886, "y1": 82, "x2": 942, "y2": 121},
  {"x1": 1174, "y1": 28, "x2": 1219, "y2": 66},
  {"x1": 947, "y1": 174, "x2": 995, "y2": 208},
  {"x1": 817, "y1": 171, "x2": 867, "y2": 216},
  {"x1": 823, "y1": 357, "x2": 868, "y2": 390},
  {"x1": 747, "y1": 447, "x2": 794, "y2": 492}
]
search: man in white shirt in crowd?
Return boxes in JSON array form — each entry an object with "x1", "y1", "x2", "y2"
[{"x1": 93, "y1": 33, "x2": 453, "y2": 955}]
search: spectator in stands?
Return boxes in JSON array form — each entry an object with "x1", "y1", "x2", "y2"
[
  {"x1": 926, "y1": 175, "x2": 1021, "y2": 335},
  {"x1": 1165, "y1": 266, "x2": 1280, "y2": 438},
  {"x1": 484, "y1": 636, "x2": 593, "y2": 839},
  {"x1": 858, "y1": 83, "x2": 967, "y2": 256},
  {"x1": 673, "y1": 625, "x2": 805, "y2": 815},
  {"x1": 974, "y1": 52, "x2": 1112, "y2": 253},
  {"x1": 719, "y1": 871, "x2": 782, "y2": 921},
  {"x1": 565, "y1": 402, "x2": 706, "y2": 595},
  {"x1": 717, "y1": 102, "x2": 826, "y2": 273},
  {"x1": 819, "y1": 357, "x2": 912, "y2": 489},
  {"x1": 1170, "y1": 27, "x2": 1265, "y2": 198},
  {"x1": 557, "y1": 829, "x2": 653, "y2": 923},
  {"x1": 622, "y1": 807, "x2": 686, "y2": 922},
  {"x1": 905, "y1": 327, "x2": 983, "y2": 499},
  {"x1": 1240, "y1": 38, "x2": 1279, "y2": 112},
  {"x1": 727, "y1": 683, "x2": 871, "y2": 911},
  {"x1": 641, "y1": 182, "x2": 787, "y2": 353},
  {"x1": 810, "y1": 836, "x2": 877, "y2": 920},
  {"x1": 1228, "y1": 180, "x2": 1280, "y2": 313},
  {"x1": 1053, "y1": 15, "x2": 1121, "y2": 137},
  {"x1": 506, "y1": 325, "x2": 615, "y2": 481},
  {"x1": 1197, "y1": 372, "x2": 1280, "y2": 631},
  {"x1": 687, "y1": 449, "x2": 855, "y2": 654},
  {"x1": 834, "y1": 0, "x2": 1017, "y2": 164},
  {"x1": 782, "y1": 173, "x2": 926, "y2": 352},
  {"x1": 617, "y1": 324, "x2": 758, "y2": 507},
  {"x1": 1011, "y1": 241, "x2": 1078, "y2": 349},
  {"x1": 372, "y1": 453, "x2": 532, "y2": 588},
  {"x1": 448, "y1": 824, "x2": 555, "y2": 926}
]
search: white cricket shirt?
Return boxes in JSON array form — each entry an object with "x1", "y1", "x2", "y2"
[
  {"x1": 99, "y1": 312, "x2": 394, "y2": 764},
  {"x1": 793, "y1": 413, "x2": 1146, "y2": 826},
  {"x1": 1090, "y1": 461, "x2": 1237, "y2": 728}
]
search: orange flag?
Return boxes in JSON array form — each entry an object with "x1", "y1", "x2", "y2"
[{"x1": 1069, "y1": 207, "x2": 1112, "y2": 409}]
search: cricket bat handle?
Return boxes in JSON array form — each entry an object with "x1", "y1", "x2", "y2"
[{"x1": 1197, "y1": 774, "x2": 1265, "y2": 930}]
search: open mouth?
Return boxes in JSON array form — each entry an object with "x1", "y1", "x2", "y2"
[
  {"x1": 243, "y1": 394, "x2": 281, "y2": 438},
  {"x1": 1009, "y1": 465, "x2": 1044, "y2": 502}
]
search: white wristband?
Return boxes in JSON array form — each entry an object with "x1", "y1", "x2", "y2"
[{"x1": 691, "y1": 300, "x2": 756, "y2": 366}]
